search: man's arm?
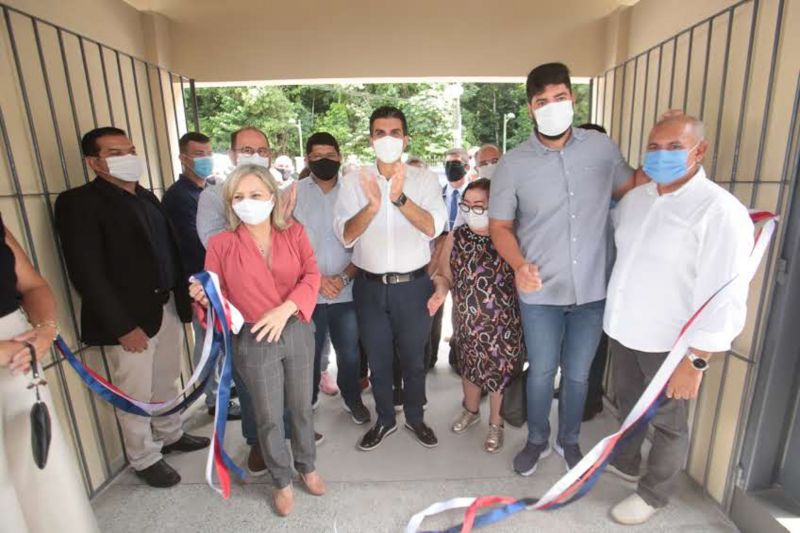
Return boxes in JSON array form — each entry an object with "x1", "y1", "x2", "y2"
[
  {"x1": 489, "y1": 219, "x2": 526, "y2": 271},
  {"x1": 196, "y1": 184, "x2": 228, "y2": 248},
  {"x1": 391, "y1": 166, "x2": 445, "y2": 240},
  {"x1": 396, "y1": 198, "x2": 435, "y2": 238}
]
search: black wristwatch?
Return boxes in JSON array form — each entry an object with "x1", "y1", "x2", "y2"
[
  {"x1": 687, "y1": 352, "x2": 709, "y2": 372},
  {"x1": 391, "y1": 192, "x2": 408, "y2": 207}
]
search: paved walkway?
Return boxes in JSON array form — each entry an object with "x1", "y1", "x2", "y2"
[{"x1": 92, "y1": 355, "x2": 736, "y2": 532}]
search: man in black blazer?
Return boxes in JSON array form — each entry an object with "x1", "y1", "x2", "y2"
[{"x1": 55, "y1": 127, "x2": 209, "y2": 488}]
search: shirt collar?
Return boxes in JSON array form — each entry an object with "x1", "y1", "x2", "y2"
[
  {"x1": 308, "y1": 176, "x2": 340, "y2": 195},
  {"x1": 178, "y1": 174, "x2": 205, "y2": 191},
  {"x1": 92, "y1": 175, "x2": 141, "y2": 196},
  {"x1": 446, "y1": 181, "x2": 467, "y2": 194},
  {"x1": 528, "y1": 126, "x2": 587, "y2": 154},
  {"x1": 646, "y1": 166, "x2": 707, "y2": 198}
]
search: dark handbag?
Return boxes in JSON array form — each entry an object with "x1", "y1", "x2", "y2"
[
  {"x1": 25, "y1": 342, "x2": 51, "y2": 469},
  {"x1": 500, "y1": 367, "x2": 528, "y2": 428}
]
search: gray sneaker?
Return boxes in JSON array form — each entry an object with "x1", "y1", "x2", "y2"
[
  {"x1": 513, "y1": 441, "x2": 551, "y2": 476},
  {"x1": 554, "y1": 441, "x2": 583, "y2": 471}
]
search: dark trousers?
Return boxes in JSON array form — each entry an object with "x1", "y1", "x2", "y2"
[
  {"x1": 586, "y1": 333, "x2": 608, "y2": 411},
  {"x1": 426, "y1": 304, "x2": 444, "y2": 368},
  {"x1": 354, "y1": 273, "x2": 433, "y2": 427},
  {"x1": 311, "y1": 301, "x2": 361, "y2": 406},
  {"x1": 609, "y1": 338, "x2": 689, "y2": 508}
]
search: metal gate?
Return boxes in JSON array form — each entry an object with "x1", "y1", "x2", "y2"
[
  {"x1": 0, "y1": 2, "x2": 199, "y2": 497},
  {"x1": 590, "y1": 0, "x2": 797, "y2": 514}
]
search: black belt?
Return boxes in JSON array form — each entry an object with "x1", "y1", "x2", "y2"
[{"x1": 361, "y1": 267, "x2": 427, "y2": 285}]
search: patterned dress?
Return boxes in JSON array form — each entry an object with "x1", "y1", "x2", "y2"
[{"x1": 451, "y1": 225, "x2": 525, "y2": 392}]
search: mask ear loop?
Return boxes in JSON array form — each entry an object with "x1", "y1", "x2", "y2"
[{"x1": 685, "y1": 140, "x2": 703, "y2": 173}]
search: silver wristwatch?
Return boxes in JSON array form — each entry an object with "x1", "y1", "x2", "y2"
[{"x1": 687, "y1": 352, "x2": 709, "y2": 372}]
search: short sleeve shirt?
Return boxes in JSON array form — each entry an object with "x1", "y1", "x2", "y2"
[{"x1": 488, "y1": 128, "x2": 633, "y2": 306}]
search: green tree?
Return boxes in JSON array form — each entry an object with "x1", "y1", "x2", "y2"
[{"x1": 191, "y1": 81, "x2": 590, "y2": 161}]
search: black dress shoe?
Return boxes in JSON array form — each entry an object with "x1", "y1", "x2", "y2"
[
  {"x1": 345, "y1": 399, "x2": 371, "y2": 425},
  {"x1": 404, "y1": 421, "x2": 439, "y2": 448},
  {"x1": 358, "y1": 423, "x2": 397, "y2": 451},
  {"x1": 162, "y1": 433, "x2": 211, "y2": 454},
  {"x1": 208, "y1": 400, "x2": 242, "y2": 421},
  {"x1": 135, "y1": 459, "x2": 181, "y2": 488}
]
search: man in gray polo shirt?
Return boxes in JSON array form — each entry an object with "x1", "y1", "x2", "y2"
[{"x1": 489, "y1": 63, "x2": 636, "y2": 476}]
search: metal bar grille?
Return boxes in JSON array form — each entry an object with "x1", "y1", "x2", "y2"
[
  {"x1": 0, "y1": 2, "x2": 197, "y2": 498},
  {"x1": 591, "y1": 0, "x2": 792, "y2": 514}
]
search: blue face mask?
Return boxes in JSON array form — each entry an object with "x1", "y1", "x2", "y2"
[
  {"x1": 643, "y1": 143, "x2": 699, "y2": 184},
  {"x1": 192, "y1": 156, "x2": 214, "y2": 179}
]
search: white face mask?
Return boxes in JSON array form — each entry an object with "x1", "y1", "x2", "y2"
[
  {"x1": 236, "y1": 154, "x2": 271, "y2": 169},
  {"x1": 464, "y1": 210, "x2": 489, "y2": 231},
  {"x1": 477, "y1": 163, "x2": 497, "y2": 179},
  {"x1": 372, "y1": 136, "x2": 404, "y2": 164},
  {"x1": 105, "y1": 154, "x2": 144, "y2": 183},
  {"x1": 232, "y1": 198, "x2": 274, "y2": 226},
  {"x1": 533, "y1": 100, "x2": 574, "y2": 137}
]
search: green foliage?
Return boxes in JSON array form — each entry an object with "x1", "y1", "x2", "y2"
[{"x1": 188, "y1": 81, "x2": 592, "y2": 163}]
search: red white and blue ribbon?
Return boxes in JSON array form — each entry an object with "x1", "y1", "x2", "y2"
[
  {"x1": 57, "y1": 271, "x2": 245, "y2": 498},
  {"x1": 406, "y1": 210, "x2": 778, "y2": 533}
]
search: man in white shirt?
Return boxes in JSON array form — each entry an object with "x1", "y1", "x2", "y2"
[
  {"x1": 603, "y1": 114, "x2": 754, "y2": 525},
  {"x1": 334, "y1": 106, "x2": 446, "y2": 451}
]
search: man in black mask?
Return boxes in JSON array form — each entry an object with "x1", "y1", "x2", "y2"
[
  {"x1": 293, "y1": 132, "x2": 369, "y2": 424},
  {"x1": 443, "y1": 148, "x2": 470, "y2": 232}
]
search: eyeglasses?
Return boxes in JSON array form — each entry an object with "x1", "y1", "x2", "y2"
[
  {"x1": 235, "y1": 147, "x2": 271, "y2": 157},
  {"x1": 459, "y1": 203, "x2": 486, "y2": 215}
]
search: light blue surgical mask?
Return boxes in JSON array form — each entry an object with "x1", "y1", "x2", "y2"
[
  {"x1": 192, "y1": 156, "x2": 214, "y2": 179},
  {"x1": 643, "y1": 143, "x2": 699, "y2": 184}
]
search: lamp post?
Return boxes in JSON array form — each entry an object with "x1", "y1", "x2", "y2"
[
  {"x1": 444, "y1": 83, "x2": 464, "y2": 147},
  {"x1": 502, "y1": 112, "x2": 515, "y2": 153},
  {"x1": 289, "y1": 117, "x2": 303, "y2": 157}
]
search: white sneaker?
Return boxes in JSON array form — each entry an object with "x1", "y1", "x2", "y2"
[{"x1": 610, "y1": 493, "x2": 659, "y2": 525}]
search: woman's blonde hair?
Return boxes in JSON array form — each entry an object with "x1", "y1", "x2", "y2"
[{"x1": 223, "y1": 164, "x2": 289, "y2": 231}]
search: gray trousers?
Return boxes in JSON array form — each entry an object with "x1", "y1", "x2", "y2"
[
  {"x1": 233, "y1": 318, "x2": 316, "y2": 488},
  {"x1": 609, "y1": 338, "x2": 689, "y2": 508}
]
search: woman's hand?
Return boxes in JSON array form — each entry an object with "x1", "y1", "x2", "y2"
[
  {"x1": 0, "y1": 340, "x2": 25, "y2": 372},
  {"x1": 1, "y1": 327, "x2": 53, "y2": 375},
  {"x1": 189, "y1": 281, "x2": 209, "y2": 308},
  {"x1": 251, "y1": 301, "x2": 298, "y2": 343},
  {"x1": 427, "y1": 291, "x2": 445, "y2": 317}
]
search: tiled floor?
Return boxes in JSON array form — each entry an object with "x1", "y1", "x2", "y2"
[{"x1": 92, "y1": 356, "x2": 736, "y2": 532}]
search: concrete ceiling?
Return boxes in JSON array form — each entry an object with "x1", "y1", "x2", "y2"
[{"x1": 122, "y1": 0, "x2": 642, "y2": 81}]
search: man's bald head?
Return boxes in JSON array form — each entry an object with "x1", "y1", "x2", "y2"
[
  {"x1": 651, "y1": 113, "x2": 705, "y2": 145},
  {"x1": 645, "y1": 112, "x2": 708, "y2": 184}
]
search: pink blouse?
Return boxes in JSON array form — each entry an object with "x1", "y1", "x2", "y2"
[{"x1": 205, "y1": 223, "x2": 321, "y2": 323}]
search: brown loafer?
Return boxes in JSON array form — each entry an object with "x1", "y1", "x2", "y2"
[
  {"x1": 299, "y1": 471, "x2": 326, "y2": 496},
  {"x1": 273, "y1": 485, "x2": 294, "y2": 516}
]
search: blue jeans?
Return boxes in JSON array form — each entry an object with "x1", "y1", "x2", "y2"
[
  {"x1": 520, "y1": 299, "x2": 605, "y2": 446},
  {"x1": 311, "y1": 301, "x2": 362, "y2": 407}
]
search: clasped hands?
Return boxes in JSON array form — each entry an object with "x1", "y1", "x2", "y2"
[
  {"x1": 359, "y1": 162, "x2": 405, "y2": 209},
  {"x1": 189, "y1": 281, "x2": 296, "y2": 343}
]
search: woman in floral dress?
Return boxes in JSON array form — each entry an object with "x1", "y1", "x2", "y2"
[{"x1": 428, "y1": 179, "x2": 525, "y2": 453}]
